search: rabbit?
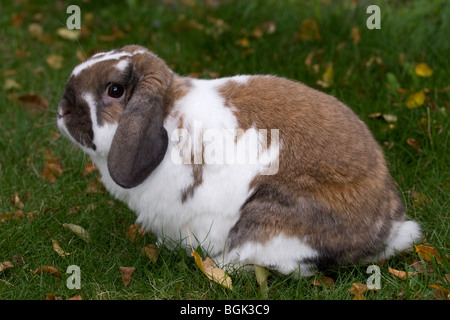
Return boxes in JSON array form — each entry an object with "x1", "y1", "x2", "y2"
[{"x1": 57, "y1": 45, "x2": 421, "y2": 276}]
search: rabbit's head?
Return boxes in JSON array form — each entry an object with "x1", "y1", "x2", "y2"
[{"x1": 57, "y1": 45, "x2": 172, "y2": 188}]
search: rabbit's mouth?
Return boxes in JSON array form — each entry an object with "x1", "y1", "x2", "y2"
[{"x1": 56, "y1": 97, "x2": 97, "y2": 152}]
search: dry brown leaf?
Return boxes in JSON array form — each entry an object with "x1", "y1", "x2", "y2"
[
  {"x1": 82, "y1": 161, "x2": 98, "y2": 176},
  {"x1": 428, "y1": 284, "x2": 449, "y2": 299},
  {"x1": 46, "y1": 54, "x2": 63, "y2": 69},
  {"x1": 350, "y1": 26, "x2": 360, "y2": 45},
  {"x1": 15, "y1": 93, "x2": 49, "y2": 112},
  {"x1": 349, "y1": 282, "x2": 369, "y2": 300},
  {"x1": 0, "y1": 261, "x2": 14, "y2": 273},
  {"x1": 126, "y1": 224, "x2": 146, "y2": 241},
  {"x1": 311, "y1": 275, "x2": 335, "y2": 287},
  {"x1": 415, "y1": 245, "x2": 443, "y2": 264},
  {"x1": 406, "y1": 138, "x2": 421, "y2": 154},
  {"x1": 119, "y1": 266, "x2": 136, "y2": 286},
  {"x1": 45, "y1": 293, "x2": 63, "y2": 300},
  {"x1": 34, "y1": 266, "x2": 62, "y2": 279},
  {"x1": 40, "y1": 149, "x2": 63, "y2": 183},
  {"x1": 28, "y1": 23, "x2": 43, "y2": 39},
  {"x1": 388, "y1": 267, "x2": 416, "y2": 280},
  {"x1": 1, "y1": 210, "x2": 24, "y2": 222},
  {"x1": 143, "y1": 244, "x2": 160, "y2": 263},
  {"x1": 297, "y1": 18, "x2": 321, "y2": 41}
]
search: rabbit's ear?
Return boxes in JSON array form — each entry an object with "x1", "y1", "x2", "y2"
[{"x1": 107, "y1": 49, "x2": 170, "y2": 188}]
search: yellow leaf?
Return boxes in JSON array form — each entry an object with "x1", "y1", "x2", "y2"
[
  {"x1": 415, "y1": 245, "x2": 443, "y2": 263},
  {"x1": 4, "y1": 78, "x2": 22, "y2": 91},
  {"x1": 51, "y1": 238, "x2": 70, "y2": 257},
  {"x1": 254, "y1": 265, "x2": 271, "y2": 294},
  {"x1": 406, "y1": 90, "x2": 425, "y2": 108},
  {"x1": 191, "y1": 252, "x2": 233, "y2": 290},
  {"x1": 415, "y1": 63, "x2": 433, "y2": 77},
  {"x1": 349, "y1": 282, "x2": 368, "y2": 300},
  {"x1": 235, "y1": 37, "x2": 250, "y2": 48},
  {"x1": 188, "y1": 224, "x2": 232, "y2": 290},
  {"x1": 56, "y1": 28, "x2": 80, "y2": 41},
  {"x1": 317, "y1": 63, "x2": 334, "y2": 88}
]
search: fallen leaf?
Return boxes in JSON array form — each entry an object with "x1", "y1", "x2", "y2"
[
  {"x1": 82, "y1": 161, "x2": 98, "y2": 177},
  {"x1": 46, "y1": 54, "x2": 63, "y2": 69},
  {"x1": 119, "y1": 266, "x2": 136, "y2": 286},
  {"x1": 143, "y1": 244, "x2": 160, "y2": 263},
  {"x1": 235, "y1": 37, "x2": 250, "y2": 48},
  {"x1": 415, "y1": 63, "x2": 433, "y2": 77},
  {"x1": 254, "y1": 264, "x2": 271, "y2": 294},
  {"x1": 388, "y1": 267, "x2": 415, "y2": 280},
  {"x1": 406, "y1": 90, "x2": 425, "y2": 108},
  {"x1": 350, "y1": 26, "x2": 360, "y2": 45},
  {"x1": 47, "y1": 231, "x2": 70, "y2": 257},
  {"x1": 188, "y1": 225, "x2": 232, "y2": 290},
  {"x1": 428, "y1": 284, "x2": 449, "y2": 299},
  {"x1": 98, "y1": 29, "x2": 125, "y2": 42},
  {"x1": 34, "y1": 266, "x2": 62, "y2": 279},
  {"x1": 297, "y1": 18, "x2": 321, "y2": 41},
  {"x1": 317, "y1": 63, "x2": 334, "y2": 88},
  {"x1": 415, "y1": 245, "x2": 443, "y2": 264},
  {"x1": 28, "y1": 23, "x2": 43, "y2": 39},
  {"x1": 192, "y1": 252, "x2": 233, "y2": 290},
  {"x1": 45, "y1": 293, "x2": 63, "y2": 300},
  {"x1": 67, "y1": 294, "x2": 82, "y2": 300},
  {"x1": 382, "y1": 114, "x2": 398, "y2": 123},
  {"x1": 63, "y1": 223, "x2": 90, "y2": 242},
  {"x1": 56, "y1": 28, "x2": 80, "y2": 41},
  {"x1": 1, "y1": 210, "x2": 24, "y2": 222},
  {"x1": 312, "y1": 275, "x2": 335, "y2": 287},
  {"x1": 349, "y1": 282, "x2": 369, "y2": 300},
  {"x1": 40, "y1": 149, "x2": 63, "y2": 183},
  {"x1": 126, "y1": 224, "x2": 146, "y2": 242},
  {"x1": 0, "y1": 261, "x2": 14, "y2": 273},
  {"x1": 16, "y1": 93, "x2": 49, "y2": 112},
  {"x1": 4, "y1": 78, "x2": 22, "y2": 91},
  {"x1": 406, "y1": 138, "x2": 421, "y2": 153}
]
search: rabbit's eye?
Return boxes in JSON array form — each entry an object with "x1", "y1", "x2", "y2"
[{"x1": 107, "y1": 83, "x2": 125, "y2": 98}]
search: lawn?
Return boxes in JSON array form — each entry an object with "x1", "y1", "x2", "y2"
[{"x1": 0, "y1": 0, "x2": 449, "y2": 301}]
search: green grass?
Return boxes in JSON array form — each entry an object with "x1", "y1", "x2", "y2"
[{"x1": 0, "y1": 0, "x2": 449, "y2": 300}]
